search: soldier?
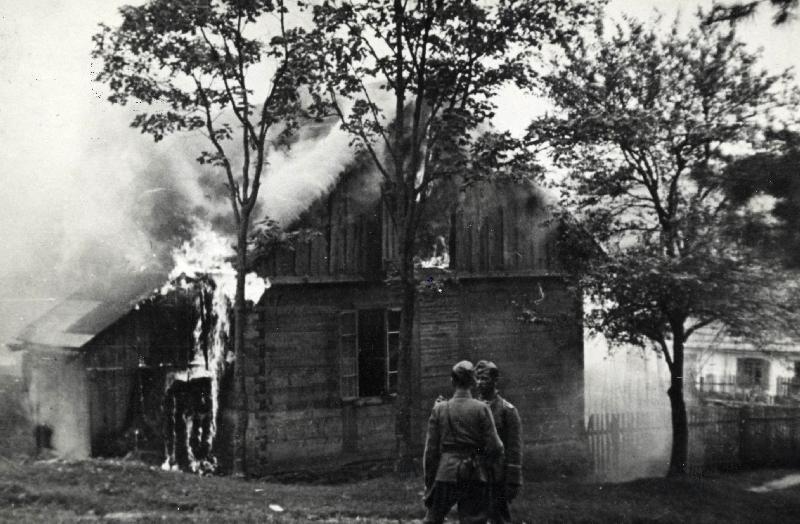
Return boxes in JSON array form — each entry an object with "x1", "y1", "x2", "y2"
[
  {"x1": 475, "y1": 360, "x2": 523, "y2": 524},
  {"x1": 423, "y1": 360, "x2": 504, "y2": 524}
]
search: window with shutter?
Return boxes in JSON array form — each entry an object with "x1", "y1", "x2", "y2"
[
  {"x1": 339, "y1": 308, "x2": 402, "y2": 399},
  {"x1": 339, "y1": 310, "x2": 358, "y2": 399},
  {"x1": 386, "y1": 309, "x2": 401, "y2": 394}
]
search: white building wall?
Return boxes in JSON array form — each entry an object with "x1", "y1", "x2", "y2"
[
  {"x1": 25, "y1": 350, "x2": 91, "y2": 459},
  {"x1": 690, "y1": 351, "x2": 798, "y2": 397}
]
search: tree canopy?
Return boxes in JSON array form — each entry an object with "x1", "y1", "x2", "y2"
[
  {"x1": 307, "y1": 0, "x2": 598, "y2": 224},
  {"x1": 530, "y1": 11, "x2": 800, "y2": 476},
  {"x1": 720, "y1": 130, "x2": 800, "y2": 269},
  {"x1": 705, "y1": 0, "x2": 798, "y2": 25},
  {"x1": 92, "y1": 0, "x2": 311, "y2": 474},
  {"x1": 93, "y1": 0, "x2": 308, "y2": 224}
]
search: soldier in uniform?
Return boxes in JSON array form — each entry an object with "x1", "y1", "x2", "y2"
[
  {"x1": 475, "y1": 360, "x2": 523, "y2": 524},
  {"x1": 423, "y1": 360, "x2": 504, "y2": 524}
]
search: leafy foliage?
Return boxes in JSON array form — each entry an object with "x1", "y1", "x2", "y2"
[
  {"x1": 92, "y1": 0, "x2": 314, "y2": 475},
  {"x1": 705, "y1": 0, "x2": 799, "y2": 26},
  {"x1": 93, "y1": 0, "x2": 309, "y2": 224},
  {"x1": 720, "y1": 130, "x2": 800, "y2": 269},
  {"x1": 532, "y1": 13, "x2": 800, "y2": 353},
  {"x1": 248, "y1": 217, "x2": 322, "y2": 262},
  {"x1": 531, "y1": 11, "x2": 800, "y2": 474},
  {"x1": 306, "y1": 0, "x2": 599, "y2": 231}
]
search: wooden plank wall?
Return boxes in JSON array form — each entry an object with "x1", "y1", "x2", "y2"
[
  {"x1": 260, "y1": 195, "x2": 383, "y2": 280},
  {"x1": 84, "y1": 321, "x2": 145, "y2": 450},
  {"x1": 416, "y1": 278, "x2": 584, "y2": 450},
  {"x1": 260, "y1": 174, "x2": 564, "y2": 278},
  {"x1": 451, "y1": 184, "x2": 557, "y2": 274},
  {"x1": 81, "y1": 299, "x2": 198, "y2": 454}
]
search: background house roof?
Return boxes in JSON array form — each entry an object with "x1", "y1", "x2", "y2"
[{"x1": 685, "y1": 324, "x2": 799, "y2": 355}]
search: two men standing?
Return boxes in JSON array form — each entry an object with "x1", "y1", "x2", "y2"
[{"x1": 422, "y1": 360, "x2": 523, "y2": 524}]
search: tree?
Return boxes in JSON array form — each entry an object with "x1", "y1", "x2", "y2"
[
  {"x1": 721, "y1": 130, "x2": 800, "y2": 268},
  {"x1": 704, "y1": 0, "x2": 798, "y2": 25},
  {"x1": 306, "y1": 0, "x2": 599, "y2": 467},
  {"x1": 529, "y1": 13, "x2": 800, "y2": 476},
  {"x1": 92, "y1": 0, "x2": 309, "y2": 475}
]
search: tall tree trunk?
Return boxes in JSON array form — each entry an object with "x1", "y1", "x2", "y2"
[
  {"x1": 396, "y1": 222, "x2": 417, "y2": 472},
  {"x1": 667, "y1": 336, "x2": 688, "y2": 477},
  {"x1": 231, "y1": 218, "x2": 250, "y2": 476}
]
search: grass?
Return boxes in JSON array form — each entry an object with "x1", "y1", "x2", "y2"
[{"x1": 1, "y1": 458, "x2": 799, "y2": 523}]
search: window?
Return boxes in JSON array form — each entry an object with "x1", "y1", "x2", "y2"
[
  {"x1": 339, "y1": 308, "x2": 401, "y2": 399},
  {"x1": 737, "y1": 358, "x2": 769, "y2": 388}
]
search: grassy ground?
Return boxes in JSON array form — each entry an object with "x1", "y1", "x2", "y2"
[{"x1": 1, "y1": 458, "x2": 799, "y2": 523}]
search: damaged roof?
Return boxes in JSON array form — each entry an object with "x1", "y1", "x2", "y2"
[
  {"x1": 13, "y1": 272, "x2": 166, "y2": 349},
  {"x1": 685, "y1": 324, "x2": 800, "y2": 355}
]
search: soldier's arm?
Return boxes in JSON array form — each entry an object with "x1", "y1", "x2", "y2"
[
  {"x1": 481, "y1": 404, "x2": 504, "y2": 459},
  {"x1": 422, "y1": 406, "x2": 441, "y2": 489},
  {"x1": 505, "y1": 406, "x2": 523, "y2": 485}
]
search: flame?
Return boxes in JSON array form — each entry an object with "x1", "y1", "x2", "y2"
[
  {"x1": 418, "y1": 235, "x2": 450, "y2": 269},
  {"x1": 161, "y1": 222, "x2": 270, "y2": 302},
  {"x1": 160, "y1": 221, "x2": 269, "y2": 473}
]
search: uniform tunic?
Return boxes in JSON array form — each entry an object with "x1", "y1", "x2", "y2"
[
  {"x1": 423, "y1": 389, "x2": 504, "y2": 524},
  {"x1": 486, "y1": 394, "x2": 522, "y2": 485},
  {"x1": 485, "y1": 394, "x2": 522, "y2": 523}
]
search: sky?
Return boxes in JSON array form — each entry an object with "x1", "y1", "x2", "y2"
[{"x1": 0, "y1": 0, "x2": 798, "y2": 341}]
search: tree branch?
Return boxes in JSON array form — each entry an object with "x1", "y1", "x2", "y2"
[{"x1": 193, "y1": 76, "x2": 242, "y2": 221}]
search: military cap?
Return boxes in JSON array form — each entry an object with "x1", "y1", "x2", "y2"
[
  {"x1": 451, "y1": 360, "x2": 476, "y2": 386},
  {"x1": 475, "y1": 360, "x2": 499, "y2": 378}
]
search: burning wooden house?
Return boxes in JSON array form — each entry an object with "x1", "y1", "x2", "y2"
[
  {"x1": 14, "y1": 165, "x2": 587, "y2": 477},
  {"x1": 245, "y1": 168, "x2": 586, "y2": 477}
]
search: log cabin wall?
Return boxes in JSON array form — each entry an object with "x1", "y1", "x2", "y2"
[
  {"x1": 245, "y1": 273, "x2": 583, "y2": 475},
  {"x1": 459, "y1": 277, "x2": 583, "y2": 449},
  {"x1": 258, "y1": 167, "x2": 385, "y2": 281},
  {"x1": 416, "y1": 275, "x2": 584, "y2": 456},
  {"x1": 245, "y1": 282, "x2": 406, "y2": 474}
]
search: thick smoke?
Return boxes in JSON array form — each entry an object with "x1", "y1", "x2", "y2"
[
  {"x1": 0, "y1": 105, "x2": 363, "y2": 360},
  {"x1": 584, "y1": 332, "x2": 673, "y2": 481}
]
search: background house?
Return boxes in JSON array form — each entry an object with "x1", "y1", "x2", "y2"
[{"x1": 685, "y1": 325, "x2": 800, "y2": 402}]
